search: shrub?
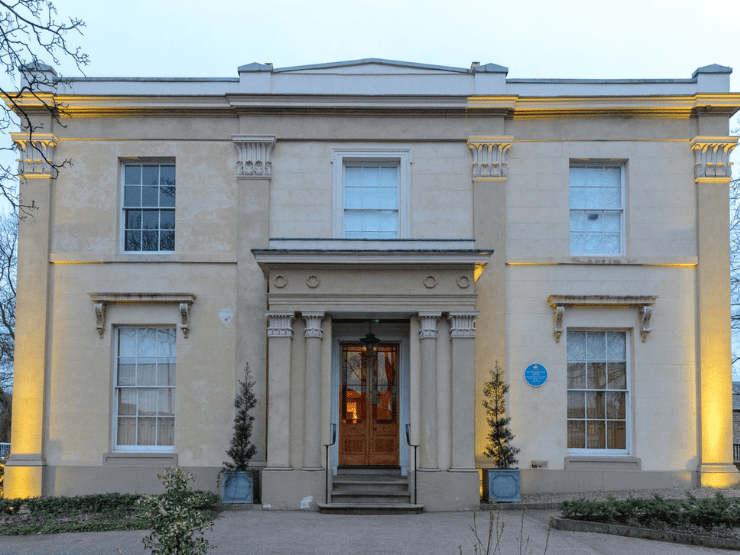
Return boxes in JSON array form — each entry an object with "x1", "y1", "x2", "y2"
[{"x1": 137, "y1": 467, "x2": 216, "y2": 555}]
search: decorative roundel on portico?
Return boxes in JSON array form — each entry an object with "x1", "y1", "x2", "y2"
[
  {"x1": 306, "y1": 275, "x2": 320, "y2": 289},
  {"x1": 423, "y1": 275, "x2": 437, "y2": 289},
  {"x1": 457, "y1": 276, "x2": 471, "y2": 289},
  {"x1": 273, "y1": 275, "x2": 287, "y2": 288}
]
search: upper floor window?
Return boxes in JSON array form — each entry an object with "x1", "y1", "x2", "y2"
[
  {"x1": 569, "y1": 164, "x2": 623, "y2": 256},
  {"x1": 332, "y1": 149, "x2": 411, "y2": 239},
  {"x1": 123, "y1": 163, "x2": 175, "y2": 252}
]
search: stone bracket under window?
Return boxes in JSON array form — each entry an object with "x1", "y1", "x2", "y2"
[
  {"x1": 88, "y1": 293, "x2": 196, "y2": 338},
  {"x1": 232, "y1": 134, "x2": 276, "y2": 180},
  {"x1": 466, "y1": 137, "x2": 513, "y2": 181},
  {"x1": 547, "y1": 295, "x2": 657, "y2": 343}
]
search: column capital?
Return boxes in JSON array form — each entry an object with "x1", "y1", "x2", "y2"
[
  {"x1": 418, "y1": 312, "x2": 441, "y2": 339},
  {"x1": 467, "y1": 136, "x2": 513, "y2": 181},
  {"x1": 690, "y1": 136, "x2": 737, "y2": 182},
  {"x1": 449, "y1": 311, "x2": 479, "y2": 338},
  {"x1": 10, "y1": 133, "x2": 57, "y2": 178},
  {"x1": 266, "y1": 311, "x2": 295, "y2": 337},
  {"x1": 232, "y1": 134, "x2": 276, "y2": 180},
  {"x1": 302, "y1": 311, "x2": 325, "y2": 338}
]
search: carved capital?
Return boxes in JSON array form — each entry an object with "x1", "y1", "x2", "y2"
[
  {"x1": 418, "y1": 312, "x2": 441, "y2": 339},
  {"x1": 467, "y1": 136, "x2": 513, "y2": 181},
  {"x1": 11, "y1": 133, "x2": 57, "y2": 178},
  {"x1": 449, "y1": 312, "x2": 478, "y2": 338},
  {"x1": 303, "y1": 311, "x2": 325, "y2": 339},
  {"x1": 690, "y1": 137, "x2": 737, "y2": 182},
  {"x1": 267, "y1": 311, "x2": 295, "y2": 338},
  {"x1": 232, "y1": 134, "x2": 276, "y2": 180}
]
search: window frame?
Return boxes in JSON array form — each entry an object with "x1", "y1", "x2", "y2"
[
  {"x1": 566, "y1": 328, "x2": 631, "y2": 457},
  {"x1": 112, "y1": 325, "x2": 176, "y2": 452},
  {"x1": 120, "y1": 159, "x2": 176, "y2": 254},
  {"x1": 569, "y1": 162, "x2": 625, "y2": 257},
  {"x1": 331, "y1": 148, "x2": 411, "y2": 239}
]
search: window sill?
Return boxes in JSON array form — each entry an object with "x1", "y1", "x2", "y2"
[
  {"x1": 103, "y1": 452, "x2": 178, "y2": 467},
  {"x1": 564, "y1": 456, "x2": 640, "y2": 471}
]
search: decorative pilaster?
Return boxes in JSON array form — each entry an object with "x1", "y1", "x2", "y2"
[
  {"x1": 232, "y1": 134, "x2": 276, "y2": 180},
  {"x1": 11, "y1": 133, "x2": 57, "y2": 178},
  {"x1": 418, "y1": 312, "x2": 441, "y2": 470},
  {"x1": 266, "y1": 311, "x2": 295, "y2": 469},
  {"x1": 690, "y1": 137, "x2": 737, "y2": 182},
  {"x1": 467, "y1": 137, "x2": 513, "y2": 181},
  {"x1": 303, "y1": 312, "x2": 324, "y2": 469},
  {"x1": 449, "y1": 312, "x2": 478, "y2": 471}
]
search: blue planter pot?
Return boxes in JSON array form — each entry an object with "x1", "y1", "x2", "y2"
[
  {"x1": 487, "y1": 469, "x2": 521, "y2": 503},
  {"x1": 220, "y1": 470, "x2": 256, "y2": 504}
]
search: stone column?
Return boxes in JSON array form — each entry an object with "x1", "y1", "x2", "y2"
[
  {"x1": 449, "y1": 312, "x2": 479, "y2": 470},
  {"x1": 265, "y1": 312, "x2": 294, "y2": 469},
  {"x1": 4, "y1": 133, "x2": 57, "y2": 498},
  {"x1": 691, "y1": 137, "x2": 740, "y2": 487},
  {"x1": 303, "y1": 312, "x2": 325, "y2": 469},
  {"x1": 418, "y1": 312, "x2": 440, "y2": 470},
  {"x1": 233, "y1": 134, "x2": 276, "y2": 464}
]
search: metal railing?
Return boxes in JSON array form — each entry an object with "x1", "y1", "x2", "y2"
[
  {"x1": 0, "y1": 442, "x2": 9, "y2": 459},
  {"x1": 323, "y1": 424, "x2": 337, "y2": 504},
  {"x1": 734, "y1": 444, "x2": 740, "y2": 463},
  {"x1": 405, "y1": 424, "x2": 418, "y2": 505}
]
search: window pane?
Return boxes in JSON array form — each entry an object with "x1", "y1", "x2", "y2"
[
  {"x1": 602, "y1": 212, "x2": 621, "y2": 232},
  {"x1": 142, "y1": 211, "x2": 159, "y2": 230},
  {"x1": 606, "y1": 391, "x2": 626, "y2": 419},
  {"x1": 118, "y1": 389, "x2": 136, "y2": 416},
  {"x1": 118, "y1": 359, "x2": 136, "y2": 386},
  {"x1": 587, "y1": 421, "x2": 606, "y2": 449},
  {"x1": 126, "y1": 210, "x2": 142, "y2": 230},
  {"x1": 570, "y1": 166, "x2": 587, "y2": 187},
  {"x1": 138, "y1": 359, "x2": 156, "y2": 386},
  {"x1": 600, "y1": 187, "x2": 621, "y2": 209},
  {"x1": 159, "y1": 165, "x2": 175, "y2": 185},
  {"x1": 567, "y1": 332, "x2": 586, "y2": 359},
  {"x1": 119, "y1": 329, "x2": 137, "y2": 356},
  {"x1": 603, "y1": 234, "x2": 620, "y2": 255},
  {"x1": 157, "y1": 328, "x2": 176, "y2": 356},
  {"x1": 608, "y1": 361, "x2": 627, "y2": 389},
  {"x1": 124, "y1": 186, "x2": 141, "y2": 207},
  {"x1": 567, "y1": 391, "x2": 585, "y2": 418},
  {"x1": 138, "y1": 418, "x2": 156, "y2": 445},
  {"x1": 361, "y1": 211, "x2": 381, "y2": 232},
  {"x1": 142, "y1": 186, "x2": 159, "y2": 207},
  {"x1": 124, "y1": 165, "x2": 141, "y2": 185},
  {"x1": 138, "y1": 328, "x2": 157, "y2": 356},
  {"x1": 586, "y1": 391, "x2": 605, "y2": 418},
  {"x1": 345, "y1": 188, "x2": 363, "y2": 209},
  {"x1": 567, "y1": 420, "x2": 585, "y2": 448},
  {"x1": 142, "y1": 165, "x2": 159, "y2": 186},
  {"x1": 607, "y1": 421, "x2": 626, "y2": 449},
  {"x1": 567, "y1": 363, "x2": 586, "y2": 388},
  {"x1": 160, "y1": 210, "x2": 175, "y2": 230},
  {"x1": 378, "y1": 188, "x2": 397, "y2": 209},
  {"x1": 607, "y1": 331, "x2": 626, "y2": 357},
  {"x1": 586, "y1": 332, "x2": 606, "y2": 361},
  {"x1": 585, "y1": 232, "x2": 602, "y2": 253},
  {"x1": 158, "y1": 417, "x2": 175, "y2": 446},
  {"x1": 344, "y1": 166, "x2": 363, "y2": 187},
  {"x1": 142, "y1": 231, "x2": 158, "y2": 251},
  {"x1": 117, "y1": 418, "x2": 136, "y2": 445},
  {"x1": 570, "y1": 187, "x2": 586, "y2": 209},
  {"x1": 379, "y1": 211, "x2": 398, "y2": 233},
  {"x1": 603, "y1": 167, "x2": 621, "y2": 186},
  {"x1": 160, "y1": 186, "x2": 176, "y2": 207},
  {"x1": 158, "y1": 389, "x2": 175, "y2": 416},
  {"x1": 125, "y1": 231, "x2": 142, "y2": 251},
  {"x1": 160, "y1": 231, "x2": 175, "y2": 251},
  {"x1": 587, "y1": 362, "x2": 606, "y2": 389}
]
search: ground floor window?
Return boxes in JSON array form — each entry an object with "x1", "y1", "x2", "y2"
[
  {"x1": 114, "y1": 327, "x2": 176, "y2": 449},
  {"x1": 567, "y1": 330, "x2": 628, "y2": 453}
]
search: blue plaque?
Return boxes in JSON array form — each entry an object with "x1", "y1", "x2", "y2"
[{"x1": 524, "y1": 363, "x2": 547, "y2": 387}]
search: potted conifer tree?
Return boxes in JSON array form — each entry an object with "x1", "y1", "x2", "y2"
[
  {"x1": 483, "y1": 361, "x2": 521, "y2": 502},
  {"x1": 221, "y1": 363, "x2": 259, "y2": 503}
]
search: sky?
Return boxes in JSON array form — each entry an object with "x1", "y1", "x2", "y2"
[{"x1": 52, "y1": 0, "x2": 740, "y2": 89}]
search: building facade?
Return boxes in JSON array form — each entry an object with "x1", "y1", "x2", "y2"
[{"x1": 5, "y1": 60, "x2": 740, "y2": 510}]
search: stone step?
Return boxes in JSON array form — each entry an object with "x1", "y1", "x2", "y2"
[
  {"x1": 336, "y1": 466, "x2": 401, "y2": 476},
  {"x1": 331, "y1": 491, "x2": 411, "y2": 504},
  {"x1": 331, "y1": 480, "x2": 409, "y2": 493},
  {"x1": 318, "y1": 502, "x2": 424, "y2": 515}
]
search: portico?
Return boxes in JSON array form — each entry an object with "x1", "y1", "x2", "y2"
[{"x1": 253, "y1": 244, "x2": 490, "y2": 510}]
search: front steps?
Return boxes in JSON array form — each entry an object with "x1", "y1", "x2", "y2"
[{"x1": 318, "y1": 466, "x2": 423, "y2": 514}]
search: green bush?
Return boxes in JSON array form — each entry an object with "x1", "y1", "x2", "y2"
[{"x1": 561, "y1": 493, "x2": 740, "y2": 531}]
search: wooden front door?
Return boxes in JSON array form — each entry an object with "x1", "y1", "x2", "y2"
[{"x1": 338, "y1": 342, "x2": 399, "y2": 466}]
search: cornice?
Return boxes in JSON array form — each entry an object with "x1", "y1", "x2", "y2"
[{"x1": 6, "y1": 92, "x2": 739, "y2": 120}]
